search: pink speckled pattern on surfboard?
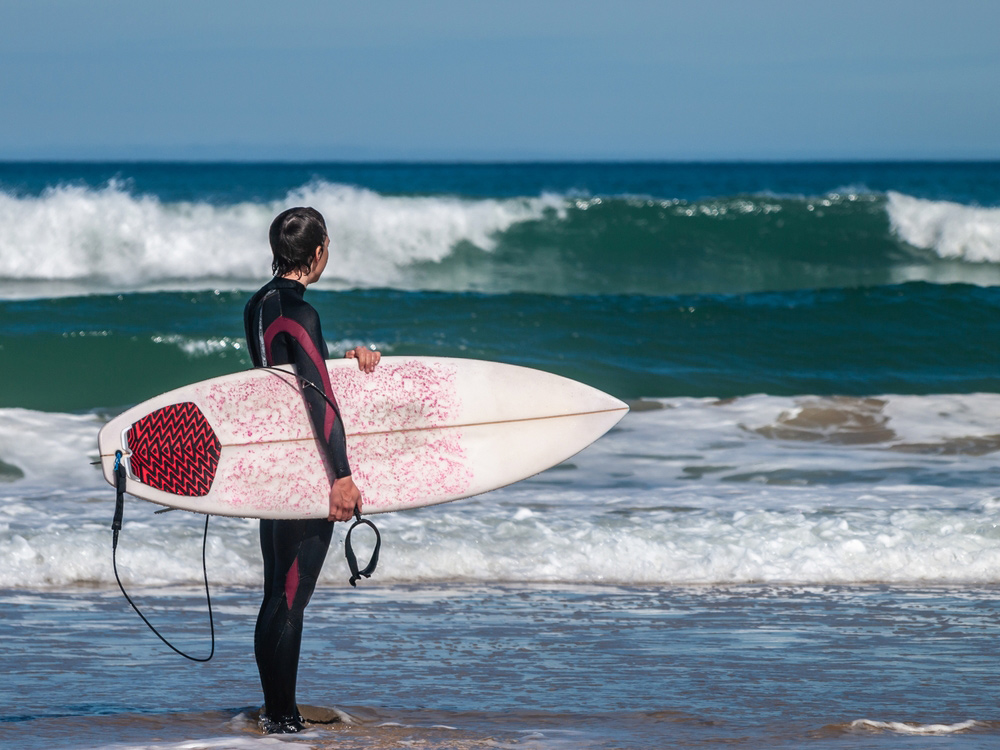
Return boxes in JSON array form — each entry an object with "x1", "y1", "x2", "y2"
[{"x1": 97, "y1": 356, "x2": 628, "y2": 519}]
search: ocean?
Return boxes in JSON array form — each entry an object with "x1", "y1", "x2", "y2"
[{"x1": 1, "y1": 161, "x2": 998, "y2": 748}]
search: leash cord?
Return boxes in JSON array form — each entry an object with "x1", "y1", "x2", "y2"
[
  {"x1": 107, "y1": 361, "x2": 379, "y2": 659},
  {"x1": 112, "y1": 451, "x2": 216, "y2": 662}
]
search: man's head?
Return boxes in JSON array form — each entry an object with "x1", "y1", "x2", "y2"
[{"x1": 269, "y1": 207, "x2": 328, "y2": 278}]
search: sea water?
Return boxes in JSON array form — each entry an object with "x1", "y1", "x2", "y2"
[{"x1": 1, "y1": 161, "x2": 999, "y2": 748}]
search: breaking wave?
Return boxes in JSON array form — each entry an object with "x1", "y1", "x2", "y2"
[{"x1": 3, "y1": 179, "x2": 1000, "y2": 297}]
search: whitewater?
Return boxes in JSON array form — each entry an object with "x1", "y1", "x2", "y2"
[
  {"x1": 1, "y1": 176, "x2": 1000, "y2": 297},
  {"x1": 2, "y1": 161, "x2": 999, "y2": 749},
  {"x1": 3, "y1": 392, "x2": 999, "y2": 589}
]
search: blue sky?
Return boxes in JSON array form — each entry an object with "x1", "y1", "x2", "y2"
[{"x1": 2, "y1": 0, "x2": 998, "y2": 161}]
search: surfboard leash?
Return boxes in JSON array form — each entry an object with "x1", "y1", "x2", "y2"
[
  {"x1": 344, "y1": 507, "x2": 381, "y2": 587},
  {"x1": 111, "y1": 450, "x2": 216, "y2": 662}
]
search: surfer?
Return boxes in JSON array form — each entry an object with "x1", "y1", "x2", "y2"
[{"x1": 243, "y1": 206, "x2": 380, "y2": 734}]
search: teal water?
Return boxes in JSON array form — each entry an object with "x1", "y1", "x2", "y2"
[
  {"x1": 2, "y1": 160, "x2": 997, "y2": 202},
  {"x1": 1, "y1": 161, "x2": 999, "y2": 749},
  {"x1": 2, "y1": 282, "x2": 999, "y2": 412},
  {"x1": 1, "y1": 160, "x2": 998, "y2": 413}
]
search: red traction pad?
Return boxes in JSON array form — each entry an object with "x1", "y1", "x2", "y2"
[{"x1": 126, "y1": 402, "x2": 222, "y2": 497}]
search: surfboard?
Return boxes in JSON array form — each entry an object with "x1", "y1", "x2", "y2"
[{"x1": 97, "y1": 357, "x2": 628, "y2": 519}]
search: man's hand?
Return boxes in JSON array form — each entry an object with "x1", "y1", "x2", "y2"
[
  {"x1": 328, "y1": 475, "x2": 361, "y2": 522},
  {"x1": 345, "y1": 345, "x2": 380, "y2": 373}
]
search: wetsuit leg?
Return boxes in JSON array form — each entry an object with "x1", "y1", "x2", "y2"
[{"x1": 255, "y1": 518, "x2": 334, "y2": 729}]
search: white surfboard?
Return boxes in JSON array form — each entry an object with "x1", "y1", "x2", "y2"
[{"x1": 98, "y1": 357, "x2": 628, "y2": 519}]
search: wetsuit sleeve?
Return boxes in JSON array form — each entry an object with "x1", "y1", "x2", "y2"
[{"x1": 262, "y1": 303, "x2": 352, "y2": 480}]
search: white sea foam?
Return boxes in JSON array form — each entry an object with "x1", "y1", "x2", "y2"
[
  {"x1": 0, "y1": 180, "x2": 563, "y2": 297},
  {"x1": 5, "y1": 181, "x2": 1000, "y2": 299},
  {"x1": 2, "y1": 393, "x2": 999, "y2": 588},
  {"x1": 150, "y1": 335, "x2": 390, "y2": 360},
  {"x1": 152, "y1": 334, "x2": 246, "y2": 357},
  {"x1": 851, "y1": 719, "x2": 980, "y2": 735},
  {"x1": 106, "y1": 737, "x2": 305, "y2": 750},
  {"x1": 887, "y1": 191, "x2": 1000, "y2": 263}
]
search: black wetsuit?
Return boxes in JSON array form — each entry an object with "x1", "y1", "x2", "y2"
[{"x1": 243, "y1": 277, "x2": 351, "y2": 730}]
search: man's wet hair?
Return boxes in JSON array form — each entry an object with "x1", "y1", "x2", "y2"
[{"x1": 269, "y1": 207, "x2": 328, "y2": 277}]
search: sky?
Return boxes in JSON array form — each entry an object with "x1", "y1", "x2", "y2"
[{"x1": 1, "y1": 0, "x2": 999, "y2": 161}]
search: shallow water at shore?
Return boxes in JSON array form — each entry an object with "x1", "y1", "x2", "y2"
[{"x1": 2, "y1": 582, "x2": 998, "y2": 749}]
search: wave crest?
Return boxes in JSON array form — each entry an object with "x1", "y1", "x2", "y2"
[
  {"x1": 4, "y1": 180, "x2": 1000, "y2": 297},
  {"x1": 887, "y1": 190, "x2": 1000, "y2": 263},
  {"x1": 0, "y1": 180, "x2": 562, "y2": 291}
]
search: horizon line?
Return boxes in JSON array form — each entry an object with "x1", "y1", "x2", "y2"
[{"x1": 1, "y1": 155, "x2": 998, "y2": 166}]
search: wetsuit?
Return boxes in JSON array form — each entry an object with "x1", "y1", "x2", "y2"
[{"x1": 243, "y1": 277, "x2": 351, "y2": 731}]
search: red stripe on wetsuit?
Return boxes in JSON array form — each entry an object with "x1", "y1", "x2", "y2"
[
  {"x1": 284, "y1": 557, "x2": 300, "y2": 606},
  {"x1": 263, "y1": 317, "x2": 339, "y2": 440}
]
